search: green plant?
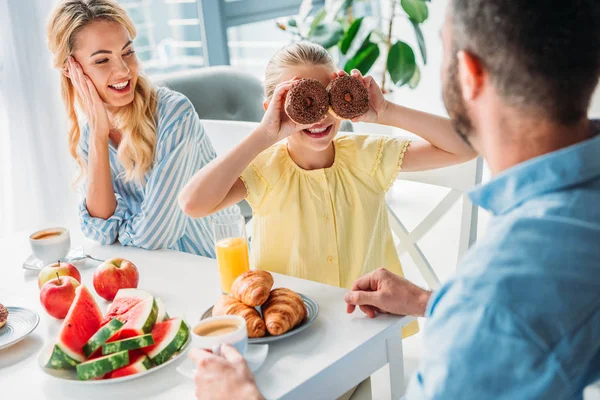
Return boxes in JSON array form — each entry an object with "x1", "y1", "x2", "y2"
[{"x1": 277, "y1": 0, "x2": 430, "y2": 90}]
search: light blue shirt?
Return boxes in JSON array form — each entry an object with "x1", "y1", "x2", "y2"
[
  {"x1": 78, "y1": 87, "x2": 239, "y2": 258},
  {"x1": 407, "y1": 122, "x2": 600, "y2": 399}
]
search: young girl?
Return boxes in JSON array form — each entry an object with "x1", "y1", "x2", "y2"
[
  {"x1": 47, "y1": 0, "x2": 238, "y2": 257},
  {"x1": 179, "y1": 42, "x2": 475, "y2": 336}
]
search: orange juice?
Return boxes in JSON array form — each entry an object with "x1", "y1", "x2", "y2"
[{"x1": 215, "y1": 237, "x2": 250, "y2": 293}]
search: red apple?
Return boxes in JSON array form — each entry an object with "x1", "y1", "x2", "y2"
[
  {"x1": 38, "y1": 261, "x2": 81, "y2": 289},
  {"x1": 40, "y1": 274, "x2": 80, "y2": 319},
  {"x1": 93, "y1": 258, "x2": 139, "y2": 301}
]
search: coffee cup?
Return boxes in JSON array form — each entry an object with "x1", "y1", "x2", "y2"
[
  {"x1": 191, "y1": 315, "x2": 248, "y2": 357},
  {"x1": 29, "y1": 227, "x2": 71, "y2": 265}
]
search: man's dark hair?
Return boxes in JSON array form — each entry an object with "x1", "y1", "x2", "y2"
[{"x1": 450, "y1": 0, "x2": 600, "y2": 124}]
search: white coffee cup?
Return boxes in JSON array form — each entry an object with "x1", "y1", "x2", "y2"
[
  {"x1": 191, "y1": 315, "x2": 248, "y2": 357},
  {"x1": 29, "y1": 227, "x2": 71, "y2": 265}
]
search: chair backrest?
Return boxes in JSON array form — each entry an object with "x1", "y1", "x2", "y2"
[
  {"x1": 153, "y1": 66, "x2": 265, "y2": 122},
  {"x1": 200, "y1": 120, "x2": 482, "y2": 289}
]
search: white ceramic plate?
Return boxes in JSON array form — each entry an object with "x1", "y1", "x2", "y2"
[
  {"x1": 202, "y1": 293, "x2": 319, "y2": 344},
  {"x1": 176, "y1": 343, "x2": 269, "y2": 380},
  {"x1": 0, "y1": 306, "x2": 40, "y2": 351},
  {"x1": 38, "y1": 336, "x2": 191, "y2": 384}
]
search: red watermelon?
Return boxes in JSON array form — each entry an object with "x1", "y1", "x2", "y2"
[
  {"x1": 109, "y1": 350, "x2": 153, "y2": 378},
  {"x1": 44, "y1": 285, "x2": 103, "y2": 369}
]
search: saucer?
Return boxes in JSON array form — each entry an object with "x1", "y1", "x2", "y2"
[
  {"x1": 22, "y1": 246, "x2": 102, "y2": 270},
  {"x1": 176, "y1": 344, "x2": 269, "y2": 380}
]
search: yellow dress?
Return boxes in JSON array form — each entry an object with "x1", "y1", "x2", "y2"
[{"x1": 240, "y1": 135, "x2": 418, "y2": 337}]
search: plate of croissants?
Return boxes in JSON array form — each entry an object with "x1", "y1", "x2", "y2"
[{"x1": 202, "y1": 270, "x2": 318, "y2": 343}]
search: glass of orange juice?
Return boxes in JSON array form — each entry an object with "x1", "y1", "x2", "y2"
[{"x1": 212, "y1": 214, "x2": 250, "y2": 294}]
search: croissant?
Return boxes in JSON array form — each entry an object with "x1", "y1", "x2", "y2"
[
  {"x1": 262, "y1": 288, "x2": 306, "y2": 336},
  {"x1": 231, "y1": 270, "x2": 274, "y2": 307},
  {"x1": 213, "y1": 295, "x2": 266, "y2": 338}
]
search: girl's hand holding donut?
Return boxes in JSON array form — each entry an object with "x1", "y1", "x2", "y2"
[
  {"x1": 258, "y1": 79, "x2": 314, "y2": 145},
  {"x1": 67, "y1": 56, "x2": 110, "y2": 140},
  {"x1": 331, "y1": 70, "x2": 389, "y2": 124}
]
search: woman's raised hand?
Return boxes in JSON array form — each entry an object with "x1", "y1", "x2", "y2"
[
  {"x1": 258, "y1": 79, "x2": 314, "y2": 145},
  {"x1": 67, "y1": 56, "x2": 110, "y2": 139}
]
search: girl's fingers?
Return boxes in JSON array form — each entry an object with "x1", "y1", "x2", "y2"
[{"x1": 350, "y1": 69, "x2": 363, "y2": 79}]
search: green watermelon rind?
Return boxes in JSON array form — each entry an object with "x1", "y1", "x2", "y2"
[
  {"x1": 83, "y1": 319, "x2": 125, "y2": 358},
  {"x1": 156, "y1": 298, "x2": 169, "y2": 322},
  {"x1": 147, "y1": 319, "x2": 190, "y2": 366},
  {"x1": 142, "y1": 298, "x2": 158, "y2": 333},
  {"x1": 102, "y1": 334, "x2": 155, "y2": 355},
  {"x1": 45, "y1": 344, "x2": 81, "y2": 369},
  {"x1": 76, "y1": 350, "x2": 129, "y2": 381},
  {"x1": 109, "y1": 354, "x2": 153, "y2": 378}
]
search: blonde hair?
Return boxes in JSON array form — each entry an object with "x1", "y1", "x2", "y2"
[
  {"x1": 264, "y1": 41, "x2": 335, "y2": 99},
  {"x1": 47, "y1": 0, "x2": 158, "y2": 183}
]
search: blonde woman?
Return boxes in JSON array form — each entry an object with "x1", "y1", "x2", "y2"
[{"x1": 47, "y1": 0, "x2": 238, "y2": 257}]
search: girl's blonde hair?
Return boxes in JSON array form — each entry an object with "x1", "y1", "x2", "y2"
[
  {"x1": 47, "y1": 0, "x2": 158, "y2": 183},
  {"x1": 264, "y1": 41, "x2": 336, "y2": 99}
]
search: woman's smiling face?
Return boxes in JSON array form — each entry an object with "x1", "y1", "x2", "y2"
[{"x1": 71, "y1": 19, "x2": 139, "y2": 109}]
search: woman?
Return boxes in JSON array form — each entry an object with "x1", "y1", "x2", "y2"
[{"x1": 47, "y1": 0, "x2": 238, "y2": 257}]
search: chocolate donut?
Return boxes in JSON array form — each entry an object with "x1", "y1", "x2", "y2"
[
  {"x1": 284, "y1": 78, "x2": 329, "y2": 125},
  {"x1": 327, "y1": 75, "x2": 369, "y2": 120},
  {"x1": 0, "y1": 304, "x2": 7, "y2": 329}
]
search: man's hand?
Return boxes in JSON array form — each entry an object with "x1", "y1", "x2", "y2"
[
  {"x1": 189, "y1": 345, "x2": 264, "y2": 400},
  {"x1": 344, "y1": 268, "x2": 432, "y2": 318}
]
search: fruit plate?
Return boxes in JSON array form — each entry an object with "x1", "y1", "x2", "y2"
[
  {"x1": 37, "y1": 335, "x2": 191, "y2": 384},
  {"x1": 201, "y1": 293, "x2": 319, "y2": 344},
  {"x1": 0, "y1": 306, "x2": 40, "y2": 351}
]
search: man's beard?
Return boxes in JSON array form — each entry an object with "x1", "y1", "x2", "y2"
[{"x1": 442, "y1": 55, "x2": 475, "y2": 148}]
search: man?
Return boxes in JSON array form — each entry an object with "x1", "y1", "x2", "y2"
[{"x1": 189, "y1": 0, "x2": 600, "y2": 398}]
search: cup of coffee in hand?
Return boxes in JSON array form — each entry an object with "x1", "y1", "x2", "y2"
[
  {"x1": 192, "y1": 315, "x2": 248, "y2": 357},
  {"x1": 29, "y1": 227, "x2": 71, "y2": 265}
]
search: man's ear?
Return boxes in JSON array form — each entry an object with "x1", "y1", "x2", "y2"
[
  {"x1": 263, "y1": 100, "x2": 269, "y2": 111},
  {"x1": 457, "y1": 50, "x2": 485, "y2": 101}
]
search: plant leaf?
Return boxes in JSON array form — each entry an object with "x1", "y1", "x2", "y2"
[
  {"x1": 310, "y1": 22, "x2": 345, "y2": 49},
  {"x1": 308, "y1": 8, "x2": 328, "y2": 36},
  {"x1": 401, "y1": 0, "x2": 429, "y2": 24},
  {"x1": 387, "y1": 41, "x2": 416, "y2": 86},
  {"x1": 339, "y1": 17, "x2": 364, "y2": 54},
  {"x1": 344, "y1": 42, "x2": 380, "y2": 75},
  {"x1": 410, "y1": 19, "x2": 427, "y2": 64},
  {"x1": 408, "y1": 65, "x2": 421, "y2": 89}
]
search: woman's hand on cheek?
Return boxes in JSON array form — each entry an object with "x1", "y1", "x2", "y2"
[
  {"x1": 331, "y1": 70, "x2": 389, "y2": 124},
  {"x1": 67, "y1": 56, "x2": 110, "y2": 141}
]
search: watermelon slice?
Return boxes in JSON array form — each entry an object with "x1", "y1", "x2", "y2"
[
  {"x1": 103, "y1": 289, "x2": 152, "y2": 324},
  {"x1": 102, "y1": 334, "x2": 154, "y2": 355},
  {"x1": 109, "y1": 296, "x2": 158, "y2": 340},
  {"x1": 156, "y1": 298, "x2": 170, "y2": 322},
  {"x1": 45, "y1": 285, "x2": 103, "y2": 369},
  {"x1": 83, "y1": 319, "x2": 124, "y2": 358},
  {"x1": 76, "y1": 350, "x2": 129, "y2": 380},
  {"x1": 109, "y1": 351, "x2": 153, "y2": 378},
  {"x1": 143, "y1": 318, "x2": 189, "y2": 365}
]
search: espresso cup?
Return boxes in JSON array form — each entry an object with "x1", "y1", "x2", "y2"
[
  {"x1": 191, "y1": 315, "x2": 248, "y2": 357},
  {"x1": 29, "y1": 227, "x2": 71, "y2": 265}
]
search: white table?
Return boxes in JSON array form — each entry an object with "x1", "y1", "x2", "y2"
[{"x1": 0, "y1": 228, "x2": 412, "y2": 399}]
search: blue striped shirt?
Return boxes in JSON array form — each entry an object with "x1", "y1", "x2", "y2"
[{"x1": 78, "y1": 86, "x2": 239, "y2": 258}]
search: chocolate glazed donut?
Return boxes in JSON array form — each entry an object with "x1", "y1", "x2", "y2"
[
  {"x1": 327, "y1": 75, "x2": 370, "y2": 120},
  {"x1": 284, "y1": 78, "x2": 330, "y2": 125}
]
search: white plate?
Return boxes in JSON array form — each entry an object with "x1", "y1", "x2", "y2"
[
  {"x1": 176, "y1": 343, "x2": 269, "y2": 380},
  {"x1": 0, "y1": 306, "x2": 40, "y2": 351},
  {"x1": 202, "y1": 293, "x2": 319, "y2": 344},
  {"x1": 38, "y1": 336, "x2": 191, "y2": 384}
]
